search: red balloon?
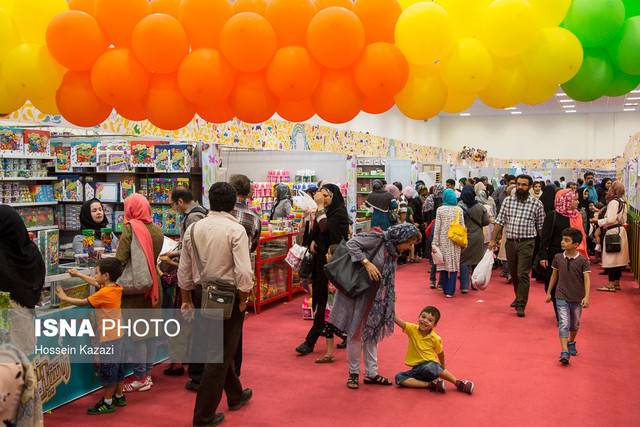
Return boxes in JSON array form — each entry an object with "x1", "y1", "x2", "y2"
[
  {"x1": 132, "y1": 14, "x2": 189, "y2": 74},
  {"x1": 91, "y1": 48, "x2": 150, "y2": 106},
  {"x1": 145, "y1": 75, "x2": 196, "y2": 130},
  {"x1": 277, "y1": 98, "x2": 315, "y2": 122},
  {"x1": 177, "y1": 49, "x2": 236, "y2": 106},
  {"x1": 220, "y1": 12, "x2": 277, "y2": 72},
  {"x1": 307, "y1": 7, "x2": 366, "y2": 69},
  {"x1": 95, "y1": 0, "x2": 150, "y2": 47},
  {"x1": 353, "y1": 0, "x2": 401, "y2": 43},
  {"x1": 265, "y1": 0, "x2": 317, "y2": 46},
  {"x1": 178, "y1": 0, "x2": 233, "y2": 49},
  {"x1": 56, "y1": 71, "x2": 112, "y2": 127},
  {"x1": 266, "y1": 47, "x2": 321, "y2": 101},
  {"x1": 312, "y1": 69, "x2": 363, "y2": 123},
  {"x1": 116, "y1": 100, "x2": 146, "y2": 121},
  {"x1": 230, "y1": 73, "x2": 277, "y2": 123},
  {"x1": 197, "y1": 101, "x2": 234, "y2": 123},
  {"x1": 362, "y1": 95, "x2": 395, "y2": 114},
  {"x1": 46, "y1": 11, "x2": 107, "y2": 71},
  {"x1": 353, "y1": 42, "x2": 409, "y2": 98}
]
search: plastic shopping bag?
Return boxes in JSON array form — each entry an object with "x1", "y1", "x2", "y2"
[
  {"x1": 471, "y1": 249, "x2": 495, "y2": 290},
  {"x1": 431, "y1": 245, "x2": 444, "y2": 267},
  {"x1": 285, "y1": 244, "x2": 308, "y2": 270},
  {"x1": 292, "y1": 190, "x2": 317, "y2": 212}
]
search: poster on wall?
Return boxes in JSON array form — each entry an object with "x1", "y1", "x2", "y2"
[{"x1": 201, "y1": 143, "x2": 221, "y2": 210}]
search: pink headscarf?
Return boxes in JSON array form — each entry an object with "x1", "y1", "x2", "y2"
[
  {"x1": 555, "y1": 189, "x2": 587, "y2": 257},
  {"x1": 402, "y1": 186, "x2": 416, "y2": 199},
  {"x1": 124, "y1": 194, "x2": 159, "y2": 306},
  {"x1": 386, "y1": 184, "x2": 400, "y2": 199}
]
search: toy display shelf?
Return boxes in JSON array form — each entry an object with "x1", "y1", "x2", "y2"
[
  {"x1": 0, "y1": 154, "x2": 55, "y2": 160},
  {"x1": 0, "y1": 176, "x2": 58, "y2": 181},
  {"x1": 27, "y1": 225, "x2": 58, "y2": 232},
  {"x1": 357, "y1": 174, "x2": 386, "y2": 179},
  {"x1": 8, "y1": 201, "x2": 58, "y2": 207}
]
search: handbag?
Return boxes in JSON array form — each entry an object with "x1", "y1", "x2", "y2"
[
  {"x1": 448, "y1": 208, "x2": 468, "y2": 248},
  {"x1": 190, "y1": 224, "x2": 237, "y2": 320},
  {"x1": 118, "y1": 230, "x2": 153, "y2": 295},
  {"x1": 604, "y1": 227, "x2": 622, "y2": 253},
  {"x1": 298, "y1": 248, "x2": 314, "y2": 279},
  {"x1": 324, "y1": 239, "x2": 385, "y2": 298}
]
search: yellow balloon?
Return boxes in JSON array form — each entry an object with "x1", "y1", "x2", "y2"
[
  {"x1": 441, "y1": 37, "x2": 493, "y2": 93},
  {"x1": 31, "y1": 94, "x2": 60, "y2": 115},
  {"x1": 523, "y1": 27, "x2": 583, "y2": 85},
  {"x1": 399, "y1": 0, "x2": 421, "y2": 9},
  {"x1": 481, "y1": 0, "x2": 539, "y2": 58},
  {"x1": 436, "y1": 0, "x2": 492, "y2": 38},
  {"x1": 0, "y1": 10, "x2": 19, "y2": 62},
  {"x1": 443, "y1": 89, "x2": 476, "y2": 113},
  {"x1": 1, "y1": 44, "x2": 65, "y2": 100},
  {"x1": 395, "y1": 65, "x2": 447, "y2": 120},
  {"x1": 12, "y1": 0, "x2": 68, "y2": 43},
  {"x1": 479, "y1": 60, "x2": 527, "y2": 108},
  {"x1": 0, "y1": 80, "x2": 24, "y2": 114},
  {"x1": 395, "y1": 2, "x2": 454, "y2": 65},
  {"x1": 0, "y1": 0, "x2": 15, "y2": 13},
  {"x1": 522, "y1": 78, "x2": 558, "y2": 105},
  {"x1": 529, "y1": 0, "x2": 571, "y2": 27}
]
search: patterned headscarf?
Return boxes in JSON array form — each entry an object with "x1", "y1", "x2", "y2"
[
  {"x1": 432, "y1": 184, "x2": 444, "y2": 198},
  {"x1": 362, "y1": 223, "x2": 421, "y2": 344},
  {"x1": 443, "y1": 189, "x2": 458, "y2": 206},
  {"x1": 402, "y1": 186, "x2": 417, "y2": 200},
  {"x1": 555, "y1": 189, "x2": 587, "y2": 257},
  {"x1": 386, "y1": 184, "x2": 400, "y2": 200},
  {"x1": 474, "y1": 182, "x2": 488, "y2": 204}
]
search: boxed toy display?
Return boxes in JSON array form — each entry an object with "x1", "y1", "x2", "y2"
[
  {"x1": 23, "y1": 130, "x2": 51, "y2": 157},
  {"x1": 0, "y1": 128, "x2": 23, "y2": 155},
  {"x1": 71, "y1": 141, "x2": 98, "y2": 167},
  {"x1": 130, "y1": 141, "x2": 159, "y2": 167}
]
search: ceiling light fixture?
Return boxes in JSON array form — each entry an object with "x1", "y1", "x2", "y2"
[
  {"x1": 559, "y1": 99, "x2": 574, "y2": 103},
  {"x1": 623, "y1": 108, "x2": 637, "y2": 112},
  {"x1": 565, "y1": 110, "x2": 577, "y2": 113},
  {"x1": 631, "y1": 90, "x2": 640, "y2": 93},
  {"x1": 561, "y1": 104, "x2": 576, "y2": 108},
  {"x1": 555, "y1": 93, "x2": 567, "y2": 97},
  {"x1": 627, "y1": 97, "x2": 640, "y2": 100},
  {"x1": 510, "y1": 111, "x2": 522, "y2": 115},
  {"x1": 505, "y1": 107, "x2": 517, "y2": 110},
  {"x1": 459, "y1": 113, "x2": 471, "y2": 117},
  {"x1": 625, "y1": 103, "x2": 639, "y2": 106}
]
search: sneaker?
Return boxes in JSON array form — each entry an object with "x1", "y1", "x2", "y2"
[
  {"x1": 429, "y1": 379, "x2": 446, "y2": 393},
  {"x1": 429, "y1": 282, "x2": 437, "y2": 289},
  {"x1": 461, "y1": 289, "x2": 468, "y2": 294},
  {"x1": 87, "y1": 399, "x2": 115, "y2": 415},
  {"x1": 295, "y1": 342, "x2": 313, "y2": 356},
  {"x1": 456, "y1": 380, "x2": 474, "y2": 395},
  {"x1": 229, "y1": 388, "x2": 253, "y2": 411},
  {"x1": 113, "y1": 394, "x2": 127, "y2": 407},
  {"x1": 185, "y1": 380, "x2": 200, "y2": 392},
  {"x1": 559, "y1": 351, "x2": 570, "y2": 365},
  {"x1": 510, "y1": 300, "x2": 517, "y2": 308},
  {"x1": 568, "y1": 341, "x2": 578, "y2": 356},
  {"x1": 516, "y1": 307, "x2": 525, "y2": 317},
  {"x1": 445, "y1": 294, "x2": 453, "y2": 298}
]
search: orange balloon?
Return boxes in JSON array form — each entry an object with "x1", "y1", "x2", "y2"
[
  {"x1": 91, "y1": 48, "x2": 149, "y2": 106},
  {"x1": 132, "y1": 14, "x2": 189, "y2": 74},
  {"x1": 177, "y1": 49, "x2": 235, "y2": 106},
  {"x1": 220, "y1": 13, "x2": 277, "y2": 73},
  {"x1": 312, "y1": 69, "x2": 363, "y2": 123},
  {"x1": 116, "y1": 100, "x2": 146, "y2": 121},
  {"x1": 150, "y1": 0, "x2": 180, "y2": 17},
  {"x1": 266, "y1": 47, "x2": 321, "y2": 101},
  {"x1": 362, "y1": 95, "x2": 395, "y2": 114},
  {"x1": 178, "y1": 0, "x2": 233, "y2": 49},
  {"x1": 234, "y1": 0, "x2": 267, "y2": 15},
  {"x1": 277, "y1": 98, "x2": 315, "y2": 122},
  {"x1": 353, "y1": 0, "x2": 401, "y2": 43},
  {"x1": 316, "y1": 0, "x2": 354, "y2": 11},
  {"x1": 95, "y1": 0, "x2": 150, "y2": 47},
  {"x1": 56, "y1": 71, "x2": 112, "y2": 127},
  {"x1": 197, "y1": 101, "x2": 234, "y2": 123},
  {"x1": 265, "y1": 0, "x2": 317, "y2": 46},
  {"x1": 230, "y1": 73, "x2": 277, "y2": 123},
  {"x1": 353, "y1": 42, "x2": 409, "y2": 99},
  {"x1": 46, "y1": 11, "x2": 107, "y2": 71},
  {"x1": 307, "y1": 7, "x2": 366, "y2": 69},
  {"x1": 69, "y1": 0, "x2": 96, "y2": 16},
  {"x1": 145, "y1": 75, "x2": 195, "y2": 130}
]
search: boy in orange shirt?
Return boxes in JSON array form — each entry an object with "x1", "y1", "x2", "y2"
[
  {"x1": 56, "y1": 257, "x2": 125, "y2": 415},
  {"x1": 394, "y1": 306, "x2": 474, "y2": 394}
]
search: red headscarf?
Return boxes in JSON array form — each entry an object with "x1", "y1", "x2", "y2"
[
  {"x1": 555, "y1": 189, "x2": 587, "y2": 257},
  {"x1": 124, "y1": 194, "x2": 159, "y2": 305}
]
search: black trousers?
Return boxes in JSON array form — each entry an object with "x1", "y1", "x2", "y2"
[
  {"x1": 304, "y1": 257, "x2": 329, "y2": 348},
  {"x1": 188, "y1": 289, "x2": 204, "y2": 383},
  {"x1": 543, "y1": 259, "x2": 558, "y2": 322},
  {"x1": 193, "y1": 297, "x2": 245, "y2": 426},
  {"x1": 606, "y1": 266, "x2": 624, "y2": 281}
]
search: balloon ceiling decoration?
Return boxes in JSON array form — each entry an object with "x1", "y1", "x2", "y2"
[{"x1": 0, "y1": 0, "x2": 638, "y2": 130}]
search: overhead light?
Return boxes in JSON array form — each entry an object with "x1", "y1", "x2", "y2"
[
  {"x1": 459, "y1": 113, "x2": 471, "y2": 117},
  {"x1": 555, "y1": 93, "x2": 567, "y2": 97},
  {"x1": 625, "y1": 103, "x2": 639, "y2": 106},
  {"x1": 631, "y1": 90, "x2": 640, "y2": 93},
  {"x1": 627, "y1": 97, "x2": 640, "y2": 100},
  {"x1": 624, "y1": 108, "x2": 637, "y2": 112},
  {"x1": 565, "y1": 110, "x2": 577, "y2": 113},
  {"x1": 561, "y1": 104, "x2": 576, "y2": 109},
  {"x1": 559, "y1": 99, "x2": 574, "y2": 103},
  {"x1": 510, "y1": 111, "x2": 522, "y2": 115},
  {"x1": 505, "y1": 107, "x2": 517, "y2": 110}
]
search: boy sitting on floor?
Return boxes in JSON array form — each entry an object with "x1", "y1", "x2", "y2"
[{"x1": 394, "y1": 306, "x2": 474, "y2": 394}]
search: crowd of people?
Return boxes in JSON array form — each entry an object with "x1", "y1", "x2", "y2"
[{"x1": 0, "y1": 170, "x2": 631, "y2": 427}]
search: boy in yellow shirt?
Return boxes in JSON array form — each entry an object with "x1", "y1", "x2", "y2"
[{"x1": 394, "y1": 306, "x2": 474, "y2": 394}]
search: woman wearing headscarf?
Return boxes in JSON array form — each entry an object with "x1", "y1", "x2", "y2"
[
  {"x1": 530, "y1": 181, "x2": 543, "y2": 200},
  {"x1": 296, "y1": 184, "x2": 350, "y2": 356},
  {"x1": 329, "y1": 223, "x2": 421, "y2": 389},
  {"x1": 432, "y1": 189, "x2": 465, "y2": 297},
  {"x1": 458, "y1": 186, "x2": 490, "y2": 293},
  {"x1": 73, "y1": 198, "x2": 118, "y2": 254},
  {"x1": 538, "y1": 189, "x2": 589, "y2": 319},
  {"x1": 0, "y1": 205, "x2": 46, "y2": 308},
  {"x1": 595, "y1": 182, "x2": 629, "y2": 292},
  {"x1": 117, "y1": 194, "x2": 164, "y2": 393},
  {"x1": 598, "y1": 178, "x2": 612, "y2": 205},
  {"x1": 271, "y1": 184, "x2": 293, "y2": 220},
  {"x1": 386, "y1": 183, "x2": 401, "y2": 201},
  {"x1": 403, "y1": 186, "x2": 424, "y2": 259},
  {"x1": 539, "y1": 183, "x2": 558, "y2": 215},
  {"x1": 366, "y1": 180, "x2": 397, "y2": 231},
  {"x1": 422, "y1": 184, "x2": 444, "y2": 225}
]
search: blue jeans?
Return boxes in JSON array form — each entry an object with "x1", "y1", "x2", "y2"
[
  {"x1": 98, "y1": 339, "x2": 126, "y2": 387},
  {"x1": 556, "y1": 299, "x2": 582, "y2": 338},
  {"x1": 460, "y1": 264, "x2": 476, "y2": 291},
  {"x1": 128, "y1": 338, "x2": 159, "y2": 380},
  {"x1": 439, "y1": 271, "x2": 458, "y2": 296},
  {"x1": 395, "y1": 361, "x2": 444, "y2": 385}
]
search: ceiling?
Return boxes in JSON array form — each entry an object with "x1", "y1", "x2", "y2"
[{"x1": 441, "y1": 88, "x2": 640, "y2": 117}]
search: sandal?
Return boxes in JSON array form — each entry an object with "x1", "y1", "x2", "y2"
[
  {"x1": 347, "y1": 373, "x2": 359, "y2": 389},
  {"x1": 363, "y1": 375, "x2": 392, "y2": 386},
  {"x1": 596, "y1": 286, "x2": 616, "y2": 292},
  {"x1": 315, "y1": 354, "x2": 335, "y2": 364}
]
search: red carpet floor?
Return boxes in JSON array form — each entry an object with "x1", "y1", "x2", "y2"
[{"x1": 45, "y1": 263, "x2": 640, "y2": 427}]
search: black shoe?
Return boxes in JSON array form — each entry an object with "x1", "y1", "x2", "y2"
[
  {"x1": 337, "y1": 340, "x2": 347, "y2": 349},
  {"x1": 195, "y1": 413, "x2": 225, "y2": 427},
  {"x1": 295, "y1": 342, "x2": 313, "y2": 355},
  {"x1": 229, "y1": 389, "x2": 253, "y2": 411},
  {"x1": 516, "y1": 307, "x2": 525, "y2": 317},
  {"x1": 185, "y1": 380, "x2": 200, "y2": 392},
  {"x1": 510, "y1": 300, "x2": 517, "y2": 308},
  {"x1": 163, "y1": 366, "x2": 185, "y2": 376}
]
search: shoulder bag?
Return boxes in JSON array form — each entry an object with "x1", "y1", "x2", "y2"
[
  {"x1": 324, "y1": 238, "x2": 385, "y2": 298},
  {"x1": 119, "y1": 229, "x2": 153, "y2": 295},
  {"x1": 190, "y1": 223, "x2": 237, "y2": 319},
  {"x1": 448, "y1": 208, "x2": 468, "y2": 248},
  {"x1": 604, "y1": 199, "x2": 625, "y2": 254}
]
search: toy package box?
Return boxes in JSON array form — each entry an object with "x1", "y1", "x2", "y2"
[
  {"x1": 28, "y1": 185, "x2": 55, "y2": 203},
  {"x1": 16, "y1": 207, "x2": 55, "y2": 229},
  {"x1": 23, "y1": 130, "x2": 51, "y2": 157},
  {"x1": 130, "y1": 141, "x2": 159, "y2": 167},
  {"x1": 54, "y1": 176, "x2": 83, "y2": 202},
  {"x1": 113, "y1": 211, "x2": 125, "y2": 233},
  {"x1": 71, "y1": 141, "x2": 98, "y2": 167},
  {"x1": 37, "y1": 228, "x2": 59, "y2": 275},
  {"x1": 0, "y1": 128, "x2": 23, "y2": 155},
  {"x1": 154, "y1": 145, "x2": 171, "y2": 172},
  {"x1": 52, "y1": 142, "x2": 72, "y2": 172},
  {"x1": 119, "y1": 176, "x2": 136, "y2": 201},
  {"x1": 64, "y1": 204, "x2": 82, "y2": 231}
]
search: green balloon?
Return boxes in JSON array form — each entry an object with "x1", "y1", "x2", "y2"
[
  {"x1": 605, "y1": 68, "x2": 640, "y2": 96},
  {"x1": 562, "y1": 49, "x2": 615, "y2": 101},
  {"x1": 624, "y1": 0, "x2": 640, "y2": 18},
  {"x1": 608, "y1": 17, "x2": 640, "y2": 75},
  {"x1": 563, "y1": 0, "x2": 626, "y2": 47}
]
